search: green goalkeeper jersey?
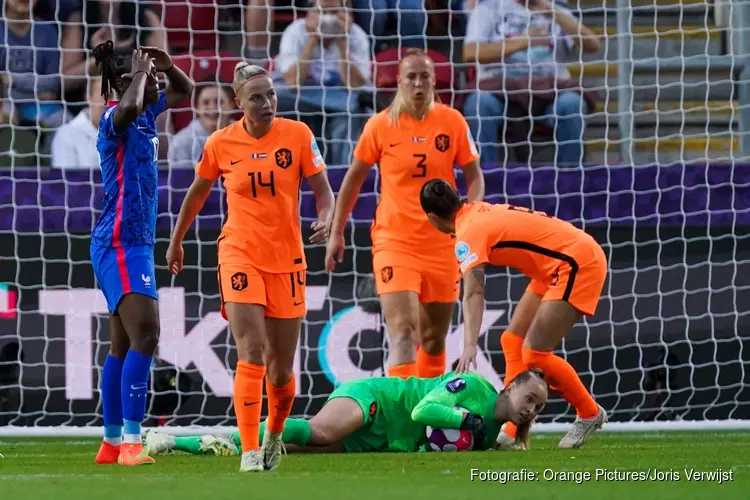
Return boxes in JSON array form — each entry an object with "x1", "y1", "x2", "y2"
[{"x1": 331, "y1": 371, "x2": 503, "y2": 452}]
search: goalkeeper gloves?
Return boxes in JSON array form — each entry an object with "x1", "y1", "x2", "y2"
[{"x1": 460, "y1": 412, "x2": 487, "y2": 445}]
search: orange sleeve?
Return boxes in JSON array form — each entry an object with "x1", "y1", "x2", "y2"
[
  {"x1": 455, "y1": 223, "x2": 490, "y2": 274},
  {"x1": 300, "y1": 123, "x2": 327, "y2": 178},
  {"x1": 195, "y1": 134, "x2": 221, "y2": 181},
  {"x1": 353, "y1": 114, "x2": 382, "y2": 165},
  {"x1": 454, "y1": 115, "x2": 480, "y2": 168}
]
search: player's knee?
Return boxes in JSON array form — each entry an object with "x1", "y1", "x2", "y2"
[
  {"x1": 419, "y1": 334, "x2": 445, "y2": 355},
  {"x1": 239, "y1": 340, "x2": 264, "y2": 365},
  {"x1": 130, "y1": 319, "x2": 160, "y2": 355},
  {"x1": 390, "y1": 330, "x2": 417, "y2": 357},
  {"x1": 266, "y1": 366, "x2": 293, "y2": 388}
]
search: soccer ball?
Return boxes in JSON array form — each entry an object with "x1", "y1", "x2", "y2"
[{"x1": 425, "y1": 407, "x2": 475, "y2": 452}]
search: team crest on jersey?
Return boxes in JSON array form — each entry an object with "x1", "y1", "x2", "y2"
[
  {"x1": 446, "y1": 378, "x2": 466, "y2": 393},
  {"x1": 231, "y1": 272, "x2": 248, "y2": 291},
  {"x1": 380, "y1": 266, "x2": 394, "y2": 283},
  {"x1": 275, "y1": 148, "x2": 293, "y2": 169},
  {"x1": 435, "y1": 134, "x2": 450, "y2": 152}
]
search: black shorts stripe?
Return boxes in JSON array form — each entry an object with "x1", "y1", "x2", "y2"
[{"x1": 491, "y1": 241, "x2": 579, "y2": 302}]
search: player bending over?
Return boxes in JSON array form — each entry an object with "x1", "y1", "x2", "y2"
[
  {"x1": 325, "y1": 49, "x2": 485, "y2": 381},
  {"x1": 420, "y1": 179, "x2": 608, "y2": 450},
  {"x1": 90, "y1": 41, "x2": 193, "y2": 466},
  {"x1": 167, "y1": 63, "x2": 335, "y2": 472},
  {"x1": 146, "y1": 369, "x2": 547, "y2": 456}
]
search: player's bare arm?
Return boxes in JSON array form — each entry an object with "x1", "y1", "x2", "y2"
[
  {"x1": 457, "y1": 265, "x2": 486, "y2": 373},
  {"x1": 460, "y1": 159, "x2": 485, "y2": 202},
  {"x1": 325, "y1": 157, "x2": 374, "y2": 271},
  {"x1": 306, "y1": 170, "x2": 335, "y2": 245},
  {"x1": 141, "y1": 46, "x2": 195, "y2": 109},
  {"x1": 166, "y1": 174, "x2": 214, "y2": 275},
  {"x1": 112, "y1": 48, "x2": 155, "y2": 130}
]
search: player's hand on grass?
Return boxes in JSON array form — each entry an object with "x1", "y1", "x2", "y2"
[
  {"x1": 325, "y1": 233, "x2": 345, "y2": 272},
  {"x1": 310, "y1": 219, "x2": 330, "y2": 245},
  {"x1": 141, "y1": 46, "x2": 173, "y2": 72},
  {"x1": 460, "y1": 412, "x2": 487, "y2": 445},
  {"x1": 166, "y1": 242, "x2": 184, "y2": 275},
  {"x1": 455, "y1": 345, "x2": 478, "y2": 373}
]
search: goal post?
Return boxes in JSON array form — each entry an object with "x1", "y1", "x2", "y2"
[{"x1": 1, "y1": 0, "x2": 749, "y2": 437}]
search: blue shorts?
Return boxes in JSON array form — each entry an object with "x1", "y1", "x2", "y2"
[{"x1": 90, "y1": 244, "x2": 158, "y2": 314}]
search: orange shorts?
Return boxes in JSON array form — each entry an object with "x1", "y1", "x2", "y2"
[
  {"x1": 217, "y1": 264, "x2": 306, "y2": 320},
  {"x1": 525, "y1": 242, "x2": 607, "y2": 316},
  {"x1": 372, "y1": 249, "x2": 460, "y2": 304}
]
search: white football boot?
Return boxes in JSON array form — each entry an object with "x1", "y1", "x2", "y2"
[
  {"x1": 239, "y1": 450, "x2": 265, "y2": 472},
  {"x1": 144, "y1": 430, "x2": 174, "y2": 456},
  {"x1": 200, "y1": 434, "x2": 240, "y2": 456},
  {"x1": 260, "y1": 430, "x2": 286, "y2": 471},
  {"x1": 558, "y1": 404, "x2": 608, "y2": 449}
]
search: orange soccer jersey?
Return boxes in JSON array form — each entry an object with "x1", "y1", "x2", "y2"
[
  {"x1": 454, "y1": 202, "x2": 608, "y2": 316},
  {"x1": 354, "y1": 103, "x2": 480, "y2": 261},
  {"x1": 196, "y1": 117, "x2": 325, "y2": 272}
]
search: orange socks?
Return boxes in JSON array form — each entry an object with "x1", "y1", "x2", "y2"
[
  {"x1": 522, "y1": 348, "x2": 599, "y2": 419},
  {"x1": 388, "y1": 362, "x2": 417, "y2": 379},
  {"x1": 265, "y1": 375, "x2": 296, "y2": 435},
  {"x1": 501, "y1": 331, "x2": 525, "y2": 438},
  {"x1": 416, "y1": 349, "x2": 446, "y2": 378},
  {"x1": 234, "y1": 361, "x2": 265, "y2": 452}
]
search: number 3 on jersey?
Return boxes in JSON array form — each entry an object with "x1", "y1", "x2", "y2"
[{"x1": 413, "y1": 154, "x2": 427, "y2": 178}]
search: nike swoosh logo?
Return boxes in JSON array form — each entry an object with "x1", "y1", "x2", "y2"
[
  {"x1": 130, "y1": 385, "x2": 147, "y2": 391},
  {"x1": 244, "y1": 401, "x2": 259, "y2": 407},
  {"x1": 294, "y1": 301, "x2": 304, "y2": 306},
  {"x1": 389, "y1": 143, "x2": 400, "y2": 147},
  {"x1": 230, "y1": 159, "x2": 242, "y2": 165}
]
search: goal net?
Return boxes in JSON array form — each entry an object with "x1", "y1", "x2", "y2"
[{"x1": 0, "y1": 0, "x2": 749, "y2": 437}]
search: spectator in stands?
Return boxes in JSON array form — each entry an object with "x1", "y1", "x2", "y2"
[
  {"x1": 168, "y1": 80, "x2": 237, "y2": 169},
  {"x1": 0, "y1": 0, "x2": 70, "y2": 128},
  {"x1": 352, "y1": 0, "x2": 426, "y2": 50},
  {"x1": 51, "y1": 77, "x2": 106, "y2": 169},
  {"x1": 274, "y1": 0, "x2": 371, "y2": 165},
  {"x1": 462, "y1": 0, "x2": 599, "y2": 167},
  {"x1": 60, "y1": 0, "x2": 167, "y2": 95}
]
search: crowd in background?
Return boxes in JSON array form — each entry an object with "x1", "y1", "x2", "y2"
[{"x1": 0, "y1": 0, "x2": 599, "y2": 169}]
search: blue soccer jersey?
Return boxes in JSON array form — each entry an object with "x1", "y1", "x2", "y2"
[{"x1": 92, "y1": 92, "x2": 167, "y2": 248}]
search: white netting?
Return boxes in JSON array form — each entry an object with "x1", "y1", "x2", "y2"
[{"x1": 0, "y1": 0, "x2": 749, "y2": 436}]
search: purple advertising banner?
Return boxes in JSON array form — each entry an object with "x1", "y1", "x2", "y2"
[{"x1": 1, "y1": 163, "x2": 748, "y2": 233}]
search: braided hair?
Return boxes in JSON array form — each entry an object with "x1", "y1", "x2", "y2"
[
  {"x1": 419, "y1": 179, "x2": 464, "y2": 219},
  {"x1": 92, "y1": 41, "x2": 131, "y2": 99}
]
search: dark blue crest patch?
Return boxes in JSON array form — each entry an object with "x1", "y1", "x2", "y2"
[{"x1": 446, "y1": 378, "x2": 466, "y2": 394}]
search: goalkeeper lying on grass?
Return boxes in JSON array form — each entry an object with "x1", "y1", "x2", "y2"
[{"x1": 145, "y1": 369, "x2": 548, "y2": 456}]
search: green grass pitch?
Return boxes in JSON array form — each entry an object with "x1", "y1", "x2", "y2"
[{"x1": 1, "y1": 432, "x2": 748, "y2": 499}]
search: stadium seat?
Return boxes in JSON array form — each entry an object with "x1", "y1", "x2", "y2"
[
  {"x1": 373, "y1": 48, "x2": 455, "y2": 106},
  {"x1": 157, "y1": 0, "x2": 222, "y2": 53},
  {"x1": 169, "y1": 51, "x2": 242, "y2": 133}
]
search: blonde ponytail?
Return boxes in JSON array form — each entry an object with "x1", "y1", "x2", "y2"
[{"x1": 387, "y1": 88, "x2": 407, "y2": 126}]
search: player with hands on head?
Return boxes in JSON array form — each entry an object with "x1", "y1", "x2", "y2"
[
  {"x1": 325, "y1": 49, "x2": 485, "y2": 381},
  {"x1": 420, "y1": 179, "x2": 608, "y2": 450},
  {"x1": 90, "y1": 41, "x2": 193, "y2": 466},
  {"x1": 145, "y1": 369, "x2": 548, "y2": 456},
  {"x1": 166, "y1": 62, "x2": 335, "y2": 472}
]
